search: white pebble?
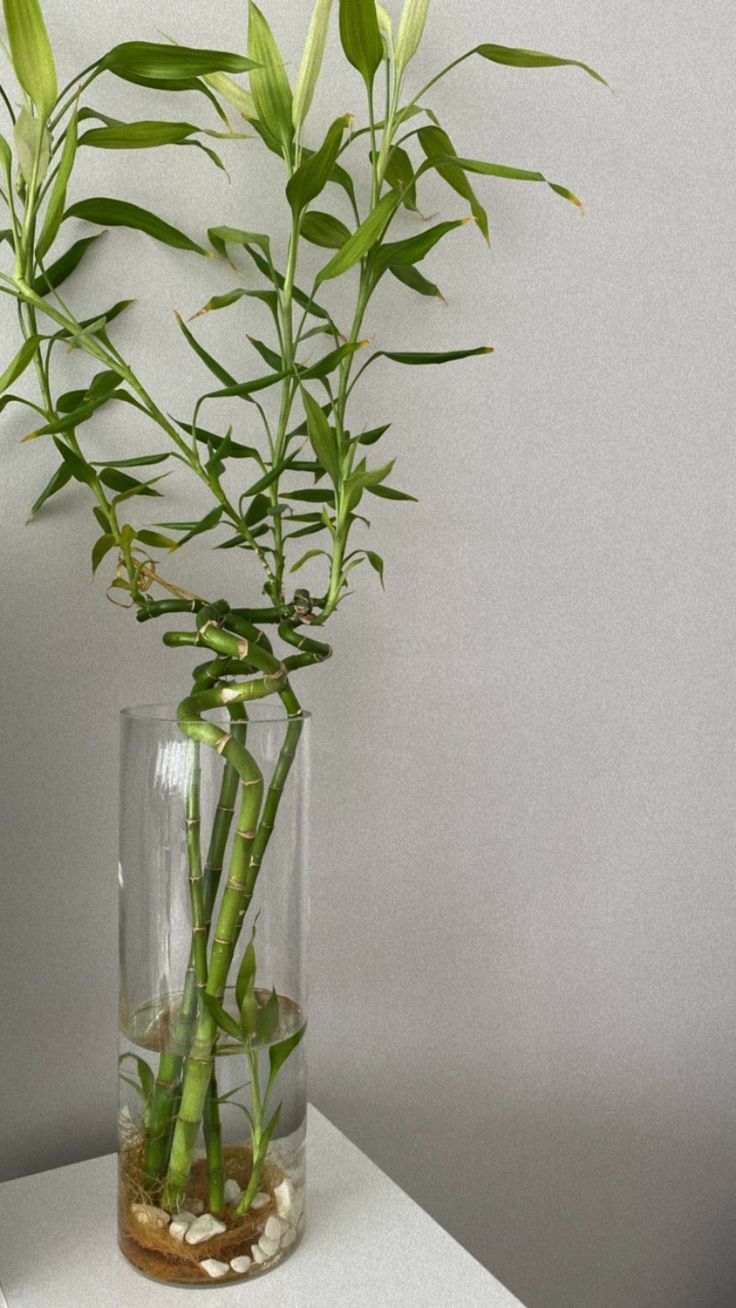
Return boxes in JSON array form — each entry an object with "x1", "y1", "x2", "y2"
[
  {"x1": 274, "y1": 1179, "x2": 294, "y2": 1218},
  {"x1": 230, "y1": 1255, "x2": 252, "y2": 1273},
  {"x1": 251, "y1": 1245, "x2": 267, "y2": 1264},
  {"x1": 258, "y1": 1235, "x2": 280, "y2": 1257},
  {"x1": 199, "y1": 1258, "x2": 229, "y2": 1279},
  {"x1": 281, "y1": 1227, "x2": 297, "y2": 1250},
  {"x1": 185, "y1": 1213, "x2": 227, "y2": 1245},
  {"x1": 250, "y1": 1191, "x2": 270, "y2": 1209},
  {"x1": 224, "y1": 1178, "x2": 242, "y2": 1204},
  {"x1": 264, "y1": 1215, "x2": 287, "y2": 1240},
  {"x1": 169, "y1": 1210, "x2": 197, "y2": 1241},
  {"x1": 130, "y1": 1203, "x2": 170, "y2": 1229},
  {"x1": 296, "y1": 1213, "x2": 305, "y2": 1236}
]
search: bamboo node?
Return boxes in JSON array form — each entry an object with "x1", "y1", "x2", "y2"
[
  {"x1": 220, "y1": 686, "x2": 242, "y2": 704},
  {"x1": 237, "y1": 829, "x2": 257, "y2": 840},
  {"x1": 215, "y1": 734, "x2": 232, "y2": 755},
  {"x1": 237, "y1": 638, "x2": 250, "y2": 659}
]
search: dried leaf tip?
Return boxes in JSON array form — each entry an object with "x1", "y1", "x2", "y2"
[{"x1": 483, "y1": 347, "x2": 495, "y2": 355}]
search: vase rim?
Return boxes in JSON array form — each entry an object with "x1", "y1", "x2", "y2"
[{"x1": 121, "y1": 702, "x2": 311, "y2": 725}]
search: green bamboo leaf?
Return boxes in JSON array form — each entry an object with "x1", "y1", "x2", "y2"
[
  {"x1": 247, "y1": 335, "x2": 282, "y2": 372},
  {"x1": 0, "y1": 335, "x2": 41, "y2": 395},
  {"x1": 338, "y1": 0, "x2": 383, "y2": 90},
  {"x1": 261, "y1": 1102, "x2": 282, "y2": 1149},
  {"x1": 268, "y1": 1022, "x2": 306, "y2": 1083},
  {"x1": 79, "y1": 120, "x2": 200, "y2": 149},
  {"x1": 357, "y1": 422, "x2": 390, "y2": 445},
  {"x1": 417, "y1": 124, "x2": 489, "y2": 243},
  {"x1": 293, "y1": 0, "x2": 334, "y2": 130},
  {"x1": 344, "y1": 457, "x2": 394, "y2": 510},
  {"x1": 91, "y1": 533, "x2": 117, "y2": 573},
  {"x1": 286, "y1": 114, "x2": 350, "y2": 217},
  {"x1": 255, "y1": 988, "x2": 280, "y2": 1044},
  {"x1": 175, "y1": 312, "x2": 236, "y2": 386},
  {"x1": 282, "y1": 487, "x2": 335, "y2": 503},
  {"x1": 475, "y1": 43, "x2": 606, "y2": 85},
  {"x1": 99, "y1": 468, "x2": 164, "y2": 498},
  {"x1": 244, "y1": 493, "x2": 270, "y2": 527},
  {"x1": 445, "y1": 156, "x2": 584, "y2": 210},
  {"x1": 316, "y1": 190, "x2": 398, "y2": 285},
  {"x1": 299, "y1": 340, "x2": 365, "y2": 380},
  {"x1": 367, "y1": 482, "x2": 417, "y2": 501},
  {"x1": 28, "y1": 461, "x2": 72, "y2": 520},
  {"x1": 93, "y1": 453, "x2": 170, "y2": 468},
  {"x1": 37, "y1": 107, "x2": 77, "y2": 258},
  {"x1": 33, "y1": 233, "x2": 103, "y2": 296},
  {"x1": 384, "y1": 144, "x2": 418, "y2": 212},
  {"x1": 290, "y1": 547, "x2": 329, "y2": 572},
  {"x1": 65, "y1": 198, "x2": 209, "y2": 255},
  {"x1": 118, "y1": 1053, "x2": 155, "y2": 1104},
  {"x1": 202, "y1": 370, "x2": 289, "y2": 406},
  {"x1": 22, "y1": 388, "x2": 139, "y2": 440},
  {"x1": 54, "y1": 440, "x2": 96, "y2": 486},
  {"x1": 14, "y1": 107, "x2": 50, "y2": 185},
  {"x1": 303, "y1": 389, "x2": 340, "y2": 484},
  {"x1": 248, "y1": 1, "x2": 293, "y2": 154},
  {"x1": 394, "y1": 0, "x2": 430, "y2": 74},
  {"x1": 51, "y1": 299, "x2": 135, "y2": 341},
  {"x1": 202, "y1": 993, "x2": 244, "y2": 1043},
  {"x1": 174, "y1": 418, "x2": 261, "y2": 461},
  {"x1": 285, "y1": 520, "x2": 329, "y2": 540},
  {"x1": 365, "y1": 549, "x2": 385, "y2": 586},
  {"x1": 235, "y1": 935, "x2": 257, "y2": 1011},
  {"x1": 301, "y1": 210, "x2": 350, "y2": 250},
  {"x1": 208, "y1": 225, "x2": 271, "y2": 261},
  {"x1": 189, "y1": 288, "x2": 252, "y2": 317},
  {"x1": 0, "y1": 132, "x2": 11, "y2": 180},
  {"x1": 381, "y1": 345, "x2": 493, "y2": 365},
  {"x1": 240, "y1": 986, "x2": 259, "y2": 1038},
  {"x1": 2, "y1": 0, "x2": 58, "y2": 120},
  {"x1": 373, "y1": 218, "x2": 467, "y2": 281},
  {"x1": 136, "y1": 529, "x2": 177, "y2": 549},
  {"x1": 101, "y1": 41, "x2": 258, "y2": 81},
  {"x1": 391, "y1": 264, "x2": 443, "y2": 299}
]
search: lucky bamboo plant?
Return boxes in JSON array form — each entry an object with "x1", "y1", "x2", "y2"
[{"x1": 1, "y1": 0, "x2": 603, "y2": 1284}]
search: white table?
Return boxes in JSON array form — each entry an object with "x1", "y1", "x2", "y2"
[{"x1": 0, "y1": 1106, "x2": 524, "y2": 1307}]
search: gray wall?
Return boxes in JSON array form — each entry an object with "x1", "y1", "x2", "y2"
[{"x1": 1, "y1": 3, "x2": 734, "y2": 1306}]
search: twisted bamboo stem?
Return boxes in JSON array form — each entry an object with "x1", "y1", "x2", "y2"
[{"x1": 137, "y1": 599, "x2": 331, "y2": 1209}]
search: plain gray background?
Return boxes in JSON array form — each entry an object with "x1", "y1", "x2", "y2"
[{"x1": 1, "y1": 3, "x2": 734, "y2": 1307}]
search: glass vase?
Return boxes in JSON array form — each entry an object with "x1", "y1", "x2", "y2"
[{"x1": 117, "y1": 703, "x2": 309, "y2": 1285}]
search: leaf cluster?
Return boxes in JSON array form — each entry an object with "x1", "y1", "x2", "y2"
[{"x1": 0, "y1": 0, "x2": 604, "y2": 627}]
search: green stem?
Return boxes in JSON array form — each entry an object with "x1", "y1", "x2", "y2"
[{"x1": 203, "y1": 1068, "x2": 225, "y2": 1215}]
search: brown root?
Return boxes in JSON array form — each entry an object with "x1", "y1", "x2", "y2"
[{"x1": 118, "y1": 1140, "x2": 289, "y2": 1285}]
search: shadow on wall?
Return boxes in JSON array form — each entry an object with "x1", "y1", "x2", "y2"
[{"x1": 312, "y1": 1038, "x2": 736, "y2": 1308}]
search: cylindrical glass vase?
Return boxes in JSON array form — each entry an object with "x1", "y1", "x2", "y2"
[{"x1": 118, "y1": 703, "x2": 309, "y2": 1286}]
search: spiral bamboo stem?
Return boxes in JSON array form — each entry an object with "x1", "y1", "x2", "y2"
[{"x1": 135, "y1": 597, "x2": 331, "y2": 1210}]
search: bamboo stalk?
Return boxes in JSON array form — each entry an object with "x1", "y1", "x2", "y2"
[{"x1": 145, "y1": 607, "x2": 332, "y2": 1208}]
